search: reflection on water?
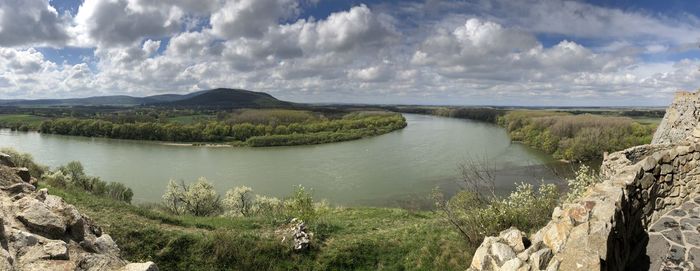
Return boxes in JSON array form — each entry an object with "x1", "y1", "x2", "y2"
[{"x1": 0, "y1": 114, "x2": 573, "y2": 207}]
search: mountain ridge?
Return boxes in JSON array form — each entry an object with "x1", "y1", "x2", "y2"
[{"x1": 0, "y1": 88, "x2": 292, "y2": 108}]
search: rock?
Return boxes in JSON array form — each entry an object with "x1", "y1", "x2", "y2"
[
  {"x1": 0, "y1": 153, "x2": 15, "y2": 167},
  {"x1": 529, "y1": 248, "x2": 552, "y2": 270},
  {"x1": 35, "y1": 188, "x2": 48, "y2": 202},
  {"x1": 499, "y1": 228, "x2": 528, "y2": 253},
  {"x1": 14, "y1": 168, "x2": 30, "y2": 183},
  {"x1": 94, "y1": 234, "x2": 120, "y2": 255},
  {"x1": 42, "y1": 240, "x2": 69, "y2": 260},
  {"x1": 76, "y1": 254, "x2": 127, "y2": 271},
  {"x1": 1, "y1": 182, "x2": 35, "y2": 195},
  {"x1": 661, "y1": 164, "x2": 674, "y2": 175},
  {"x1": 470, "y1": 237, "x2": 498, "y2": 270},
  {"x1": 501, "y1": 257, "x2": 522, "y2": 271},
  {"x1": 640, "y1": 173, "x2": 656, "y2": 190},
  {"x1": 119, "y1": 261, "x2": 159, "y2": 271},
  {"x1": 291, "y1": 220, "x2": 311, "y2": 251},
  {"x1": 542, "y1": 221, "x2": 571, "y2": 253},
  {"x1": 490, "y1": 242, "x2": 516, "y2": 264},
  {"x1": 641, "y1": 156, "x2": 657, "y2": 172},
  {"x1": 16, "y1": 199, "x2": 66, "y2": 239}
]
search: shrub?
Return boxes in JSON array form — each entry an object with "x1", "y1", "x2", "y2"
[
  {"x1": 222, "y1": 186, "x2": 254, "y2": 217},
  {"x1": 565, "y1": 164, "x2": 602, "y2": 202},
  {"x1": 434, "y1": 182, "x2": 559, "y2": 245},
  {"x1": 106, "y1": 182, "x2": 134, "y2": 203},
  {"x1": 162, "y1": 178, "x2": 222, "y2": 216},
  {"x1": 0, "y1": 147, "x2": 48, "y2": 177},
  {"x1": 45, "y1": 161, "x2": 133, "y2": 203},
  {"x1": 42, "y1": 170, "x2": 68, "y2": 188},
  {"x1": 284, "y1": 185, "x2": 317, "y2": 222}
]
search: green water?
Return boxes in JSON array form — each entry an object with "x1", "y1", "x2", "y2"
[{"x1": 0, "y1": 114, "x2": 565, "y2": 206}]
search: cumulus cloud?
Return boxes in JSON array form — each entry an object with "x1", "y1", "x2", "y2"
[
  {"x1": 0, "y1": 0, "x2": 699, "y2": 105},
  {"x1": 0, "y1": 0, "x2": 70, "y2": 47},
  {"x1": 211, "y1": 0, "x2": 299, "y2": 39},
  {"x1": 72, "y1": 0, "x2": 185, "y2": 46}
]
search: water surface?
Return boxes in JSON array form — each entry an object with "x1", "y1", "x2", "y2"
[{"x1": 0, "y1": 114, "x2": 565, "y2": 207}]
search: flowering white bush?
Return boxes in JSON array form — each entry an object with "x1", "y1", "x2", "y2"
[
  {"x1": 566, "y1": 165, "x2": 601, "y2": 202},
  {"x1": 162, "y1": 177, "x2": 221, "y2": 216},
  {"x1": 223, "y1": 186, "x2": 254, "y2": 217}
]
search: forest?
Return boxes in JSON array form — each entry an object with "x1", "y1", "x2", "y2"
[
  {"x1": 0, "y1": 108, "x2": 407, "y2": 147},
  {"x1": 498, "y1": 110, "x2": 657, "y2": 161}
]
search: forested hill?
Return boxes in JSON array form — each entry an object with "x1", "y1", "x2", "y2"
[
  {"x1": 0, "y1": 88, "x2": 293, "y2": 108},
  {"x1": 156, "y1": 88, "x2": 294, "y2": 108}
]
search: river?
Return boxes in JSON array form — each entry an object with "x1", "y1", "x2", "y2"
[{"x1": 0, "y1": 114, "x2": 568, "y2": 207}]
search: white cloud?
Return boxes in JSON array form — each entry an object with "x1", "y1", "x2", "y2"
[
  {"x1": 211, "y1": 0, "x2": 299, "y2": 39},
  {"x1": 72, "y1": 0, "x2": 185, "y2": 46},
  {"x1": 0, "y1": 0, "x2": 70, "y2": 47}
]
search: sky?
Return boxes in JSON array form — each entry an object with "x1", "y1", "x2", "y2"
[{"x1": 0, "y1": 0, "x2": 699, "y2": 106}]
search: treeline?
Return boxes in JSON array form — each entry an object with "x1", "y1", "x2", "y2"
[
  {"x1": 390, "y1": 106, "x2": 504, "y2": 123},
  {"x1": 37, "y1": 113, "x2": 407, "y2": 146},
  {"x1": 498, "y1": 111, "x2": 656, "y2": 161}
]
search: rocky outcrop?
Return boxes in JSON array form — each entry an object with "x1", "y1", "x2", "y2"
[
  {"x1": 469, "y1": 91, "x2": 700, "y2": 271},
  {"x1": 0, "y1": 154, "x2": 158, "y2": 271},
  {"x1": 653, "y1": 91, "x2": 700, "y2": 145}
]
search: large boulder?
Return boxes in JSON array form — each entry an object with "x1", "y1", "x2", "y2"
[
  {"x1": 16, "y1": 199, "x2": 67, "y2": 239},
  {"x1": 0, "y1": 165, "x2": 158, "y2": 271}
]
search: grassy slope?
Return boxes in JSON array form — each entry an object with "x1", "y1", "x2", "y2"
[{"x1": 46, "y1": 186, "x2": 471, "y2": 271}]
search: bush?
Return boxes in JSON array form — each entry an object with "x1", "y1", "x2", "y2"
[
  {"x1": 565, "y1": 164, "x2": 601, "y2": 202},
  {"x1": 282, "y1": 185, "x2": 317, "y2": 222},
  {"x1": 434, "y1": 182, "x2": 559, "y2": 245},
  {"x1": 106, "y1": 182, "x2": 134, "y2": 203},
  {"x1": 222, "y1": 186, "x2": 254, "y2": 217},
  {"x1": 162, "y1": 178, "x2": 222, "y2": 216},
  {"x1": 45, "y1": 161, "x2": 133, "y2": 203},
  {"x1": 0, "y1": 148, "x2": 48, "y2": 177}
]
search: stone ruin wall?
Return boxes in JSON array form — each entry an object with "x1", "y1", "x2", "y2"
[
  {"x1": 468, "y1": 91, "x2": 700, "y2": 271},
  {"x1": 652, "y1": 91, "x2": 700, "y2": 145}
]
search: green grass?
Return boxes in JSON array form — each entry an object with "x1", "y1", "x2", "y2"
[
  {"x1": 44, "y1": 185, "x2": 472, "y2": 271},
  {"x1": 0, "y1": 114, "x2": 46, "y2": 130}
]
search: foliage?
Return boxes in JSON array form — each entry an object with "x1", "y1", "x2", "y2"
[
  {"x1": 0, "y1": 147, "x2": 48, "y2": 177},
  {"x1": 565, "y1": 164, "x2": 602, "y2": 202},
  {"x1": 48, "y1": 184, "x2": 470, "y2": 271},
  {"x1": 222, "y1": 186, "x2": 254, "y2": 217},
  {"x1": 283, "y1": 185, "x2": 317, "y2": 223},
  {"x1": 433, "y1": 182, "x2": 559, "y2": 246},
  {"x1": 498, "y1": 111, "x2": 657, "y2": 161},
  {"x1": 431, "y1": 107, "x2": 504, "y2": 123},
  {"x1": 44, "y1": 160, "x2": 133, "y2": 203},
  {"x1": 433, "y1": 157, "x2": 560, "y2": 245},
  {"x1": 34, "y1": 110, "x2": 407, "y2": 146},
  {"x1": 162, "y1": 178, "x2": 222, "y2": 216}
]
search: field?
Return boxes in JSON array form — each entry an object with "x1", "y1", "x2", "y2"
[{"x1": 0, "y1": 114, "x2": 46, "y2": 131}]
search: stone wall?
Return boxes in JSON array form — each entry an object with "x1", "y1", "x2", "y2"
[
  {"x1": 468, "y1": 92, "x2": 700, "y2": 271},
  {"x1": 0, "y1": 154, "x2": 158, "y2": 271},
  {"x1": 652, "y1": 91, "x2": 700, "y2": 145}
]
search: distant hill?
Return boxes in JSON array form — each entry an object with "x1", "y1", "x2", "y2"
[
  {"x1": 157, "y1": 88, "x2": 293, "y2": 108},
  {"x1": 0, "y1": 88, "x2": 293, "y2": 108}
]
